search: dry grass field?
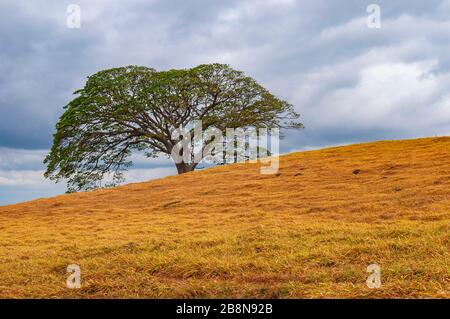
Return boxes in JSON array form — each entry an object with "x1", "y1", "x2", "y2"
[{"x1": 0, "y1": 137, "x2": 449, "y2": 298}]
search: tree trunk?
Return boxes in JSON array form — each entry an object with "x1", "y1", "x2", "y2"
[{"x1": 175, "y1": 162, "x2": 195, "y2": 174}]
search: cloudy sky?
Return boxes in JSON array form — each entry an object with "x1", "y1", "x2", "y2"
[{"x1": 1, "y1": 0, "x2": 450, "y2": 205}]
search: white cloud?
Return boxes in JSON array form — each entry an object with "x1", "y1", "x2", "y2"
[
  {"x1": 0, "y1": 148, "x2": 47, "y2": 170},
  {"x1": 124, "y1": 167, "x2": 176, "y2": 182},
  {"x1": 0, "y1": 149, "x2": 176, "y2": 186},
  {"x1": 0, "y1": 169, "x2": 48, "y2": 186}
]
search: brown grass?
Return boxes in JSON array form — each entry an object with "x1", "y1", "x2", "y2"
[{"x1": 0, "y1": 137, "x2": 449, "y2": 298}]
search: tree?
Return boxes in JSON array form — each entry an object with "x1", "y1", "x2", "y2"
[{"x1": 44, "y1": 63, "x2": 303, "y2": 192}]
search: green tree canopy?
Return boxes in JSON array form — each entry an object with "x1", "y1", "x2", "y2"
[{"x1": 44, "y1": 63, "x2": 303, "y2": 192}]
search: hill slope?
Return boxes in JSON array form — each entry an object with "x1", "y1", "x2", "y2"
[{"x1": 0, "y1": 137, "x2": 449, "y2": 298}]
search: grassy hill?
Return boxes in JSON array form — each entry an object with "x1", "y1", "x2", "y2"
[{"x1": 0, "y1": 137, "x2": 449, "y2": 298}]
